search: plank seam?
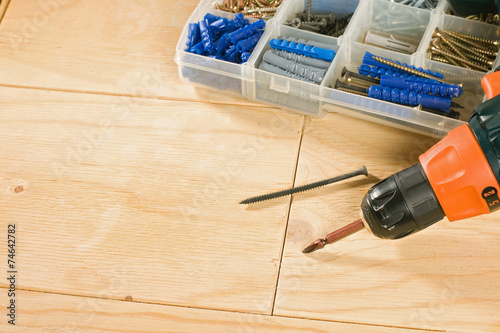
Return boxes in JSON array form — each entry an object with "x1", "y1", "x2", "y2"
[
  {"x1": 0, "y1": 0, "x2": 11, "y2": 25},
  {"x1": 0, "y1": 82, "x2": 277, "y2": 108},
  {"x1": 273, "y1": 313, "x2": 445, "y2": 332},
  {"x1": 0, "y1": 287, "x2": 442, "y2": 332},
  {"x1": 269, "y1": 116, "x2": 306, "y2": 315}
]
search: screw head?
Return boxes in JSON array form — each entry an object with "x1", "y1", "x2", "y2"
[
  {"x1": 291, "y1": 17, "x2": 302, "y2": 27},
  {"x1": 316, "y1": 18, "x2": 327, "y2": 28}
]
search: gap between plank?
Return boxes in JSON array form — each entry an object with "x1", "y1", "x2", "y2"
[
  {"x1": 0, "y1": 82, "x2": 274, "y2": 108},
  {"x1": 0, "y1": 0, "x2": 12, "y2": 25},
  {"x1": 270, "y1": 116, "x2": 306, "y2": 315},
  {"x1": 0, "y1": 286, "x2": 443, "y2": 332}
]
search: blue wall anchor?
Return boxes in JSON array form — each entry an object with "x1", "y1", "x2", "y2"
[
  {"x1": 268, "y1": 39, "x2": 336, "y2": 61},
  {"x1": 186, "y1": 22, "x2": 201, "y2": 51},
  {"x1": 380, "y1": 75, "x2": 463, "y2": 97},
  {"x1": 199, "y1": 19, "x2": 216, "y2": 54},
  {"x1": 236, "y1": 30, "x2": 264, "y2": 52},
  {"x1": 368, "y1": 86, "x2": 459, "y2": 112},
  {"x1": 228, "y1": 20, "x2": 265, "y2": 44}
]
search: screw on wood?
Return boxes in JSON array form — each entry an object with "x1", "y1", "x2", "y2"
[{"x1": 240, "y1": 166, "x2": 368, "y2": 204}]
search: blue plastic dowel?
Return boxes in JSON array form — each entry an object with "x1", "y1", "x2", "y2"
[
  {"x1": 269, "y1": 39, "x2": 336, "y2": 61},
  {"x1": 203, "y1": 13, "x2": 220, "y2": 24},
  {"x1": 233, "y1": 13, "x2": 249, "y2": 28},
  {"x1": 358, "y1": 64, "x2": 382, "y2": 77},
  {"x1": 368, "y1": 86, "x2": 453, "y2": 112},
  {"x1": 241, "y1": 52, "x2": 252, "y2": 63},
  {"x1": 416, "y1": 93, "x2": 453, "y2": 112},
  {"x1": 189, "y1": 41, "x2": 205, "y2": 55},
  {"x1": 186, "y1": 14, "x2": 265, "y2": 64},
  {"x1": 210, "y1": 18, "x2": 229, "y2": 30},
  {"x1": 199, "y1": 19, "x2": 216, "y2": 54},
  {"x1": 359, "y1": 65, "x2": 421, "y2": 79},
  {"x1": 224, "y1": 46, "x2": 240, "y2": 63},
  {"x1": 209, "y1": 18, "x2": 229, "y2": 39},
  {"x1": 236, "y1": 31, "x2": 264, "y2": 52},
  {"x1": 228, "y1": 20, "x2": 265, "y2": 44},
  {"x1": 214, "y1": 34, "x2": 231, "y2": 55},
  {"x1": 186, "y1": 23, "x2": 201, "y2": 51},
  {"x1": 380, "y1": 76, "x2": 463, "y2": 97}
]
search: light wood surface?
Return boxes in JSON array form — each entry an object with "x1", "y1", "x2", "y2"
[
  {"x1": 274, "y1": 115, "x2": 500, "y2": 332},
  {"x1": 0, "y1": 0, "x2": 499, "y2": 332},
  {"x1": 0, "y1": 289, "x2": 429, "y2": 332},
  {"x1": 0, "y1": 86, "x2": 303, "y2": 314}
]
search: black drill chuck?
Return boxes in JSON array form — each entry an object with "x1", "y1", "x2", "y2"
[{"x1": 361, "y1": 164, "x2": 445, "y2": 239}]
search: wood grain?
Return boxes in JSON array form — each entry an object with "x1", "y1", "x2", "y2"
[
  {"x1": 0, "y1": 289, "x2": 432, "y2": 332},
  {"x1": 0, "y1": 0, "x2": 261, "y2": 106},
  {"x1": 0, "y1": 85, "x2": 303, "y2": 314},
  {"x1": 274, "y1": 113, "x2": 500, "y2": 332}
]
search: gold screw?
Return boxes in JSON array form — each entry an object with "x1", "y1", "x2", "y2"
[
  {"x1": 437, "y1": 31, "x2": 495, "y2": 65},
  {"x1": 216, "y1": 0, "x2": 282, "y2": 19},
  {"x1": 429, "y1": 28, "x2": 496, "y2": 71},
  {"x1": 429, "y1": 46, "x2": 489, "y2": 72},
  {"x1": 371, "y1": 55, "x2": 448, "y2": 82},
  {"x1": 443, "y1": 29, "x2": 499, "y2": 49}
]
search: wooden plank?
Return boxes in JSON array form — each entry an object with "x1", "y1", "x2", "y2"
[
  {"x1": 274, "y1": 113, "x2": 500, "y2": 333},
  {"x1": 0, "y1": 0, "x2": 261, "y2": 105},
  {"x1": 0, "y1": 289, "x2": 433, "y2": 332},
  {"x1": 0, "y1": 86, "x2": 304, "y2": 314}
]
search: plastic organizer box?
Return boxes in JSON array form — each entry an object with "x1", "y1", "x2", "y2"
[{"x1": 174, "y1": 0, "x2": 500, "y2": 137}]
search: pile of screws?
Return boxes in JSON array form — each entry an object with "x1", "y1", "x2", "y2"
[
  {"x1": 282, "y1": 0, "x2": 352, "y2": 37},
  {"x1": 214, "y1": 0, "x2": 282, "y2": 20},
  {"x1": 465, "y1": 13, "x2": 499, "y2": 25},
  {"x1": 428, "y1": 28, "x2": 499, "y2": 72},
  {"x1": 387, "y1": 0, "x2": 439, "y2": 9},
  {"x1": 286, "y1": 13, "x2": 353, "y2": 37}
]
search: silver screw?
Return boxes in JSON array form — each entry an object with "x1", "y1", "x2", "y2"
[
  {"x1": 306, "y1": 0, "x2": 311, "y2": 21},
  {"x1": 301, "y1": 19, "x2": 327, "y2": 28},
  {"x1": 300, "y1": 23, "x2": 321, "y2": 32},
  {"x1": 290, "y1": 17, "x2": 302, "y2": 27}
]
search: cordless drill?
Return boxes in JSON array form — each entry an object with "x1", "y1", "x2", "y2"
[{"x1": 303, "y1": 70, "x2": 500, "y2": 253}]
